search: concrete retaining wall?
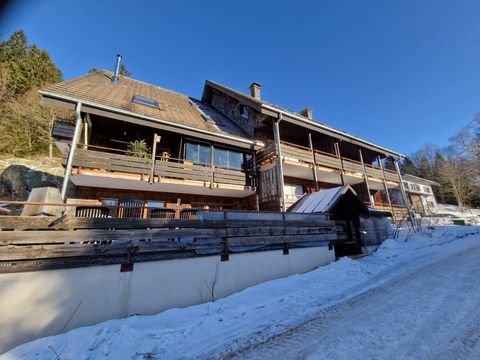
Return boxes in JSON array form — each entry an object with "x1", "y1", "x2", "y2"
[{"x1": 0, "y1": 246, "x2": 334, "y2": 353}]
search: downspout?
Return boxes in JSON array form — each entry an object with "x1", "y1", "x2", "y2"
[
  {"x1": 273, "y1": 113, "x2": 286, "y2": 212},
  {"x1": 61, "y1": 102, "x2": 83, "y2": 201}
]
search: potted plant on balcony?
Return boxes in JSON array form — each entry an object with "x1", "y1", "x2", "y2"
[{"x1": 126, "y1": 140, "x2": 150, "y2": 158}]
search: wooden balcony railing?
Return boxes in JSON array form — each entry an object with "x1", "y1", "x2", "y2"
[
  {"x1": 258, "y1": 141, "x2": 399, "y2": 183},
  {"x1": 372, "y1": 203, "x2": 409, "y2": 219},
  {"x1": 68, "y1": 145, "x2": 253, "y2": 188}
]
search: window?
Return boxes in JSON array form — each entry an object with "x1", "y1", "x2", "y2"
[
  {"x1": 423, "y1": 186, "x2": 431, "y2": 193},
  {"x1": 147, "y1": 200, "x2": 165, "y2": 208},
  {"x1": 184, "y1": 142, "x2": 245, "y2": 169},
  {"x1": 184, "y1": 142, "x2": 211, "y2": 164},
  {"x1": 403, "y1": 182, "x2": 409, "y2": 190},
  {"x1": 240, "y1": 104, "x2": 249, "y2": 119},
  {"x1": 214, "y1": 147, "x2": 243, "y2": 169},
  {"x1": 410, "y1": 183, "x2": 421, "y2": 192},
  {"x1": 284, "y1": 184, "x2": 304, "y2": 200},
  {"x1": 132, "y1": 95, "x2": 159, "y2": 108}
]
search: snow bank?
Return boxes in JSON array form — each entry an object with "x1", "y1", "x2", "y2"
[{"x1": 3, "y1": 225, "x2": 480, "y2": 359}]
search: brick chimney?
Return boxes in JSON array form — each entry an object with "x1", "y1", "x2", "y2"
[
  {"x1": 300, "y1": 107, "x2": 313, "y2": 120},
  {"x1": 249, "y1": 82, "x2": 262, "y2": 99}
]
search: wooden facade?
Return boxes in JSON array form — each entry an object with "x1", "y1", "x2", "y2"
[
  {"x1": 40, "y1": 72, "x2": 411, "y2": 219},
  {"x1": 0, "y1": 213, "x2": 346, "y2": 274}
]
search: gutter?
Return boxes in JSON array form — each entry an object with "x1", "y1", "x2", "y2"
[
  {"x1": 262, "y1": 104, "x2": 406, "y2": 159},
  {"x1": 39, "y1": 90, "x2": 265, "y2": 150}
]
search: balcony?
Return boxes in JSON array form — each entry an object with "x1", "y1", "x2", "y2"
[
  {"x1": 372, "y1": 203, "x2": 409, "y2": 220},
  {"x1": 257, "y1": 141, "x2": 400, "y2": 190},
  {"x1": 66, "y1": 145, "x2": 255, "y2": 198}
]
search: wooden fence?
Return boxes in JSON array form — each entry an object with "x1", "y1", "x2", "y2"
[{"x1": 0, "y1": 214, "x2": 346, "y2": 274}]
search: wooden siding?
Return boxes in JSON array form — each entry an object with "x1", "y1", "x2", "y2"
[
  {"x1": 258, "y1": 141, "x2": 399, "y2": 183},
  {"x1": 0, "y1": 214, "x2": 346, "y2": 273},
  {"x1": 73, "y1": 148, "x2": 152, "y2": 175},
  {"x1": 68, "y1": 148, "x2": 251, "y2": 188}
]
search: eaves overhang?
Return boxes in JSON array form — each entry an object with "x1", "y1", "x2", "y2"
[
  {"x1": 261, "y1": 104, "x2": 406, "y2": 159},
  {"x1": 39, "y1": 90, "x2": 264, "y2": 151}
]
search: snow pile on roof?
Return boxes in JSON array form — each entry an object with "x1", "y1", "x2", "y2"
[
  {"x1": 289, "y1": 185, "x2": 361, "y2": 213},
  {"x1": 3, "y1": 225, "x2": 480, "y2": 359}
]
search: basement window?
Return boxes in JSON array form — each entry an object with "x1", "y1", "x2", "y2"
[{"x1": 132, "y1": 95, "x2": 159, "y2": 108}]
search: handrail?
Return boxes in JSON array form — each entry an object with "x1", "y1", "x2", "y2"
[
  {"x1": 0, "y1": 200, "x2": 155, "y2": 209},
  {"x1": 75, "y1": 144, "x2": 247, "y2": 173},
  {"x1": 76, "y1": 143, "x2": 126, "y2": 154},
  {"x1": 277, "y1": 140, "x2": 398, "y2": 174},
  {"x1": 373, "y1": 202, "x2": 407, "y2": 208}
]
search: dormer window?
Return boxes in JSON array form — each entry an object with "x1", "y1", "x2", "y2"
[
  {"x1": 132, "y1": 95, "x2": 159, "y2": 108},
  {"x1": 240, "y1": 104, "x2": 249, "y2": 119}
]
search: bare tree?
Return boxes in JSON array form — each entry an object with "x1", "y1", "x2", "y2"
[{"x1": 437, "y1": 151, "x2": 475, "y2": 211}]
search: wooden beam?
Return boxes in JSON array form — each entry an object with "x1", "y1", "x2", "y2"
[
  {"x1": 334, "y1": 142, "x2": 345, "y2": 186},
  {"x1": 0, "y1": 225, "x2": 337, "y2": 245},
  {"x1": 377, "y1": 156, "x2": 395, "y2": 220},
  {"x1": 308, "y1": 133, "x2": 319, "y2": 191},
  {"x1": 359, "y1": 148, "x2": 373, "y2": 206},
  {"x1": 273, "y1": 116, "x2": 286, "y2": 211},
  {"x1": 0, "y1": 216, "x2": 336, "y2": 230},
  {"x1": 81, "y1": 105, "x2": 259, "y2": 151},
  {"x1": 149, "y1": 133, "x2": 160, "y2": 183}
]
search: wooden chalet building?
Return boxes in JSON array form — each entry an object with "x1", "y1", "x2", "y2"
[{"x1": 41, "y1": 59, "x2": 411, "y2": 218}]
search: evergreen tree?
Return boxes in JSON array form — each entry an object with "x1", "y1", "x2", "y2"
[
  {"x1": 0, "y1": 30, "x2": 68, "y2": 157},
  {"x1": 0, "y1": 30, "x2": 62, "y2": 99}
]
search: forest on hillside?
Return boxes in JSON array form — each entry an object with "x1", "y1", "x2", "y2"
[{"x1": 0, "y1": 30, "x2": 478, "y2": 208}]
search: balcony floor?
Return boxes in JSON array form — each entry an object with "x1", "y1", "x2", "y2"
[{"x1": 70, "y1": 174, "x2": 255, "y2": 198}]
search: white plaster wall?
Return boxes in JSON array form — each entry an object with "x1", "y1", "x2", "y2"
[{"x1": 0, "y1": 247, "x2": 334, "y2": 353}]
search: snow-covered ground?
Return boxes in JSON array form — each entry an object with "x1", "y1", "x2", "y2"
[{"x1": 3, "y1": 225, "x2": 480, "y2": 359}]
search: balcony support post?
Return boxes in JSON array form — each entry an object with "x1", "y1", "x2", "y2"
[
  {"x1": 210, "y1": 143, "x2": 215, "y2": 189},
  {"x1": 273, "y1": 114, "x2": 286, "y2": 212},
  {"x1": 308, "y1": 133, "x2": 319, "y2": 191},
  {"x1": 358, "y1": 149, "x2": 373, "y2": 206},
  {"x1": 83, "y1": 114, "x2": 91, "y2": 149},
  {"x1": 61, "y1": 102, "x2": 83, "y2": 201},
  {"x1": 334, "y1": 141, "x2": 345, "y2": 186},
  {"x1": 149, "y1": 133, "x2": 160, "y2": 184},
  {"x1": 252, "y1": 152, "x2": 260, "y2": 211},
  {"x1": 378, "y1": 156, "x2": 395, "y2": 220},
  {"x1": 394, "y1": 158, "x2": 416, "y2": 227}
]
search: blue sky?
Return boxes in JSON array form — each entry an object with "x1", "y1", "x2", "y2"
[{"x1": 2, "y1": 0, "x2": 479, "y2": 155}]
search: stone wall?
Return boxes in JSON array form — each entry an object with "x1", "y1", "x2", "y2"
[{"x1": 0, "y1": 157, "x2": 64, "y2": 201}]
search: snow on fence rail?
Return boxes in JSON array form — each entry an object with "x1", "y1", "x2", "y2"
[{"x1": 0, "y1": 213, "x2": 346, "y2": 274}]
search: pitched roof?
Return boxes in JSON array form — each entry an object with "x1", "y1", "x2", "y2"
[
  {"x1": 204, "y1": 80, "x2": 405, "y2": 158},
  {"x1": 41, "y1": 70, "x2": 253, "y2": 141},
  {"x1": 402, "y1": 174, "x2": 440, "y2": 186},
  {"x1": 288, "y1": 185, "x2": 365, "y2": 213}
]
